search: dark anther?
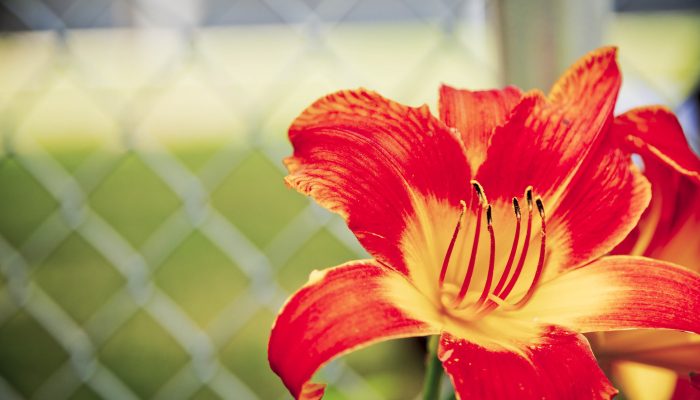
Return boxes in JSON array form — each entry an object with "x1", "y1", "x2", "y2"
[
  {"x1": 472, "y1": 181, "x2": 484, "y2": 204},
  {"x1": 535, "y1": 198, "x2": 545, "y2": 218}
]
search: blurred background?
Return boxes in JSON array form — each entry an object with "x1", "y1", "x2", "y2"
[{"x1": 0, "y1": 0, "x2": 698, "y2": 399}]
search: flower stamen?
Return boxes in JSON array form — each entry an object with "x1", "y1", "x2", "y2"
[
  {"x1": 441, "y1": 183, "x2": 548, "y2": 316},
  {"x1": 491, "y1": 197, "x2": 521, "y2": 296},
  {"x1": 496, "y1": 186, "x2": 534, "y2": 301},
  {"x1": 511, "y1": 197, "x2": 547, "y2": 308},
  {"x1": 439, "y1": 200, "x2": 467, "y2": 287},
  {"x1": 453, "y1": 181, "x2": 486, "y2": 307},
  {"x1": 475, "y1": 204, "x2": 495, "y2": 307}
]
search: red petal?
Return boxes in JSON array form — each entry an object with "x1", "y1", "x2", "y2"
[
  {"x1": 438, "y1": 326, "x2": 616, "y2": 399},
  {"x1": 673, "y1": 376, "x2": 700, "y2": 400},
  {"x1": 614, "y1": 106, "x2": 700, "y2": 183},
  {"x1": 642, "y1": 163, "x2": 700, "y2": 266},
  {"x1": 545, "y1": 132, "x2": 651, "y2": 273},
  {"x1": 286, "y1": 89, "x2": 472, "y2": 275},
  {"x1": 517, "y1": 256, "x2": 700, "y2": 334},
  {"x1": 438, "y1": 85, "x2": 522, "y2": 171},
  {"x1": 613, "y1": 145, "x2": 700, "y2": 268},
  {"x1": 268, "y1": 260, "x2": 436, "y2": 399},
  {"x1": 476, "y1": 47, "x2": 621, "y2": 201}
]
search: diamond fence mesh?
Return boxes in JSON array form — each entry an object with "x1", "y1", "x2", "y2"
[
  {"x1": 0, "y1": 1, "x2": 698, "y2": 399},
  {"x1": 0, "y1": 1, "x2": 503, "y2": 399}
]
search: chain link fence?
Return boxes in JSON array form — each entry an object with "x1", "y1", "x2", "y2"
[
  {"x1": 0, "y1": 1, "x2": 502, "y2": 399},
  {"x1": 0, "y1": 1, "x2": 698, "y2": 399}
]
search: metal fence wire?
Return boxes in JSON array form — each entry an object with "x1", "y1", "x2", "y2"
[
  {"x1": 1, "y1": 1, "x2": 698, "y2": 400},
  {"x1": 0, "y1": 1, "x2": 506, "y2": 399}
]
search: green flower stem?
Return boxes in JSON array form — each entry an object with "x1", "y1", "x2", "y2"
[{"x1": 422, "y1": 335, "x2": 443, "y2": 400}]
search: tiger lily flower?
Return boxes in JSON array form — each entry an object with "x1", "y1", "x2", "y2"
[
  {"x1": 268, "y1": 47, "x2": 700, "y2": 399},
  {"x1": 589, "y1": 108, "x2": 700, "y2": 400}
]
